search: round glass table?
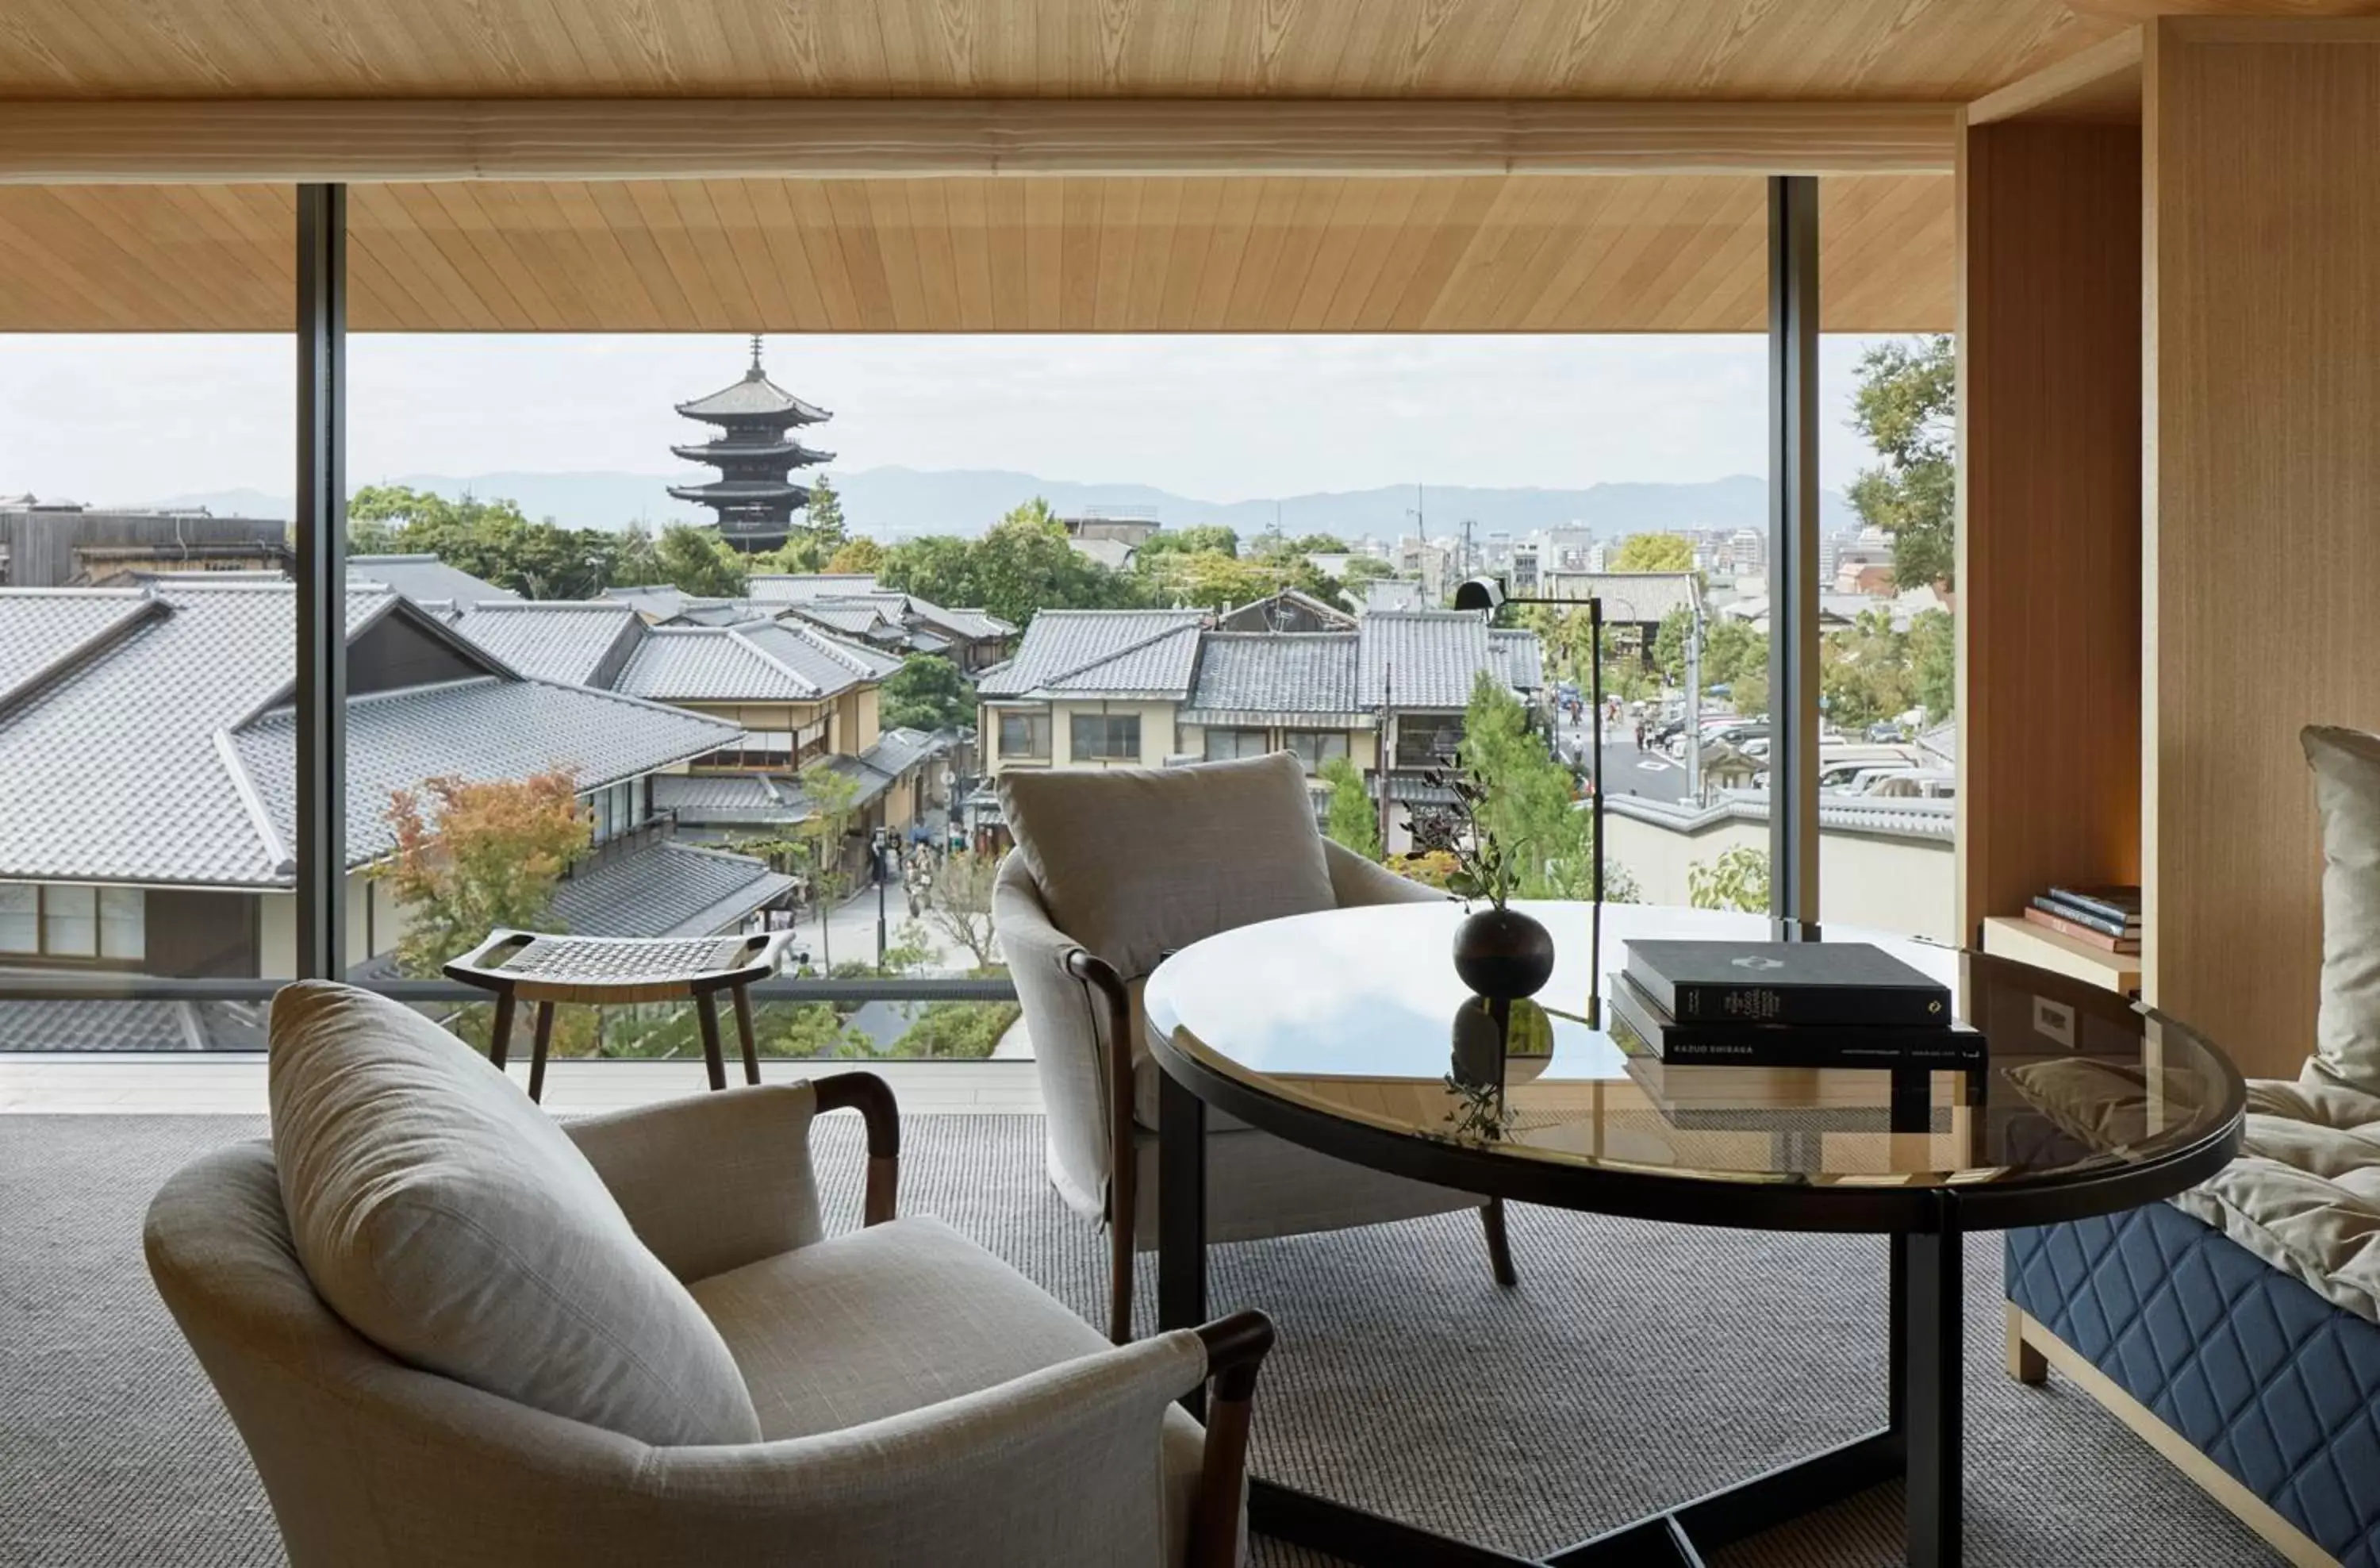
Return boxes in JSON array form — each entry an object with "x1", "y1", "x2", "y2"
[{"x1": 1142, "y1": 900, "x2": 2244, "y2": 1568}]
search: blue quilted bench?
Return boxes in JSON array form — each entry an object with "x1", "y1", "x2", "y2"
[{"x1": 2007, "y1": 1202, "x2": 2380, "y2": 1566}]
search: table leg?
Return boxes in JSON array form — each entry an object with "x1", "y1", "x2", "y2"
[
  {"x1": 1899, "y1": 1207, "x2": 1964, "y2": 1568},
  {"x1": 731, "y1": 985, "x2": 761, "y2": 1086},
  {"x1": 528, "y1": 1001, "x2": 555, "y2": 1103},
  {"x1": 694, "y1": 992, "x2": 727, "y2": 1092},
  {"x1": 1158, "y1": 1070, "x2": 1207, "y2": 1417},
  {"x1": 489, "y1": 993, "x2": 515, "y2": 1071}
]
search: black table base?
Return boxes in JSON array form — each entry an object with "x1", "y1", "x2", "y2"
[{"x1": 1157, "y1": 1074, "x2": 1970, "y2": 1568}]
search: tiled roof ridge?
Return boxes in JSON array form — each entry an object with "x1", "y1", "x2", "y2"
[
  {"x1": 770, "y1": 617, "x2": 886, "y2": 677},
  {"x1": 211, "y1": 726, "x2": 290, "y2": 875},
  {"x1": 466, "y1": 598, "x2": 631, "y2": 613},
  {"x1": 515, "y1": 674, "x2": 748, "y2": 735},
  {"x1": 722, "y1": 625, "x2": 830, "y2": 698},
  {"x1": 654, "y1": 839, "x2": 776, "y2": 868},
  {"x1": 1037, "y1": 616, "x2": 1206, "y2": 690},
  {"x1": 0, "y1": 590, "x2": 169, "y2": 717}
]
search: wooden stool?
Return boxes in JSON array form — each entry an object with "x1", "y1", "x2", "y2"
[{"x1": 443, "y1": 929, "x2": 792, "y2": 1102}]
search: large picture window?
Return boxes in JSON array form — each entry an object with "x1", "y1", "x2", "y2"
[{"x1": 1071, "y1": 713, "x2": 1141, "y2": 762}]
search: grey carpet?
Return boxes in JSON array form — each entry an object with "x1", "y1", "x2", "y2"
[{"x1": 0, "y1": 1115, "x2": 2272, "y2": 1568}]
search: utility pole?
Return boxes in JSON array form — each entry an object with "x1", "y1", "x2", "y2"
[
  {"x1": 1685, "y1": 600, "x2": 1704, "y2": 804},
  {"x1": 1376, "y1": 663, "x2": 1394, "y2": 854}
]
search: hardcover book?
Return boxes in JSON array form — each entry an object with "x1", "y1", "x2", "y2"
[
  {"x1": 2044, "y1": 885, "x2": 2142, "y2": 931},
  {"x1": 1606, "y1": 972, "x2": 1983, "y2": 1070},
  {"x1": 1621, "y1": 939, "x2": 1952, "y2": 1027},
  {"x1": 2021, "y1": 903, "x2": 2141, "y2": 954},
  {"x1": 2030, "y1": 895, "x2": 2137, "y2": 941}
]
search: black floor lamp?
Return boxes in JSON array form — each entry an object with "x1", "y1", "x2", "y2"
[{"x1": 1451, "y1": 576, "x2": 1606, "y2": 1028}]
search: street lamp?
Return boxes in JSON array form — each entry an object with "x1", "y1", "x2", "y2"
[{"x1": 1452, "y1": 575, "x2": 1609, "y2": 1027}]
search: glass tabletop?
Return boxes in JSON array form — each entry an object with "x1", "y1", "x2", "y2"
[{"x1": 1141, "y1": 901, "x2": 2245, "y2": 1232}]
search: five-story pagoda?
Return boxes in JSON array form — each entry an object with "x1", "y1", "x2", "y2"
[{"x1": 667, "y1": 336, "x2": 834, "y2": 552}]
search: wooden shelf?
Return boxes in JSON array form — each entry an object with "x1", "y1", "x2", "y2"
[{"x1": 1980, "y1": 917, "x2": 2140, "y2": 997}]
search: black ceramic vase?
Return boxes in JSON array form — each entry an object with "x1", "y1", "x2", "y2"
[{"x1": 1451, "y1": 905, "x2": 1557, "y2": 1000}]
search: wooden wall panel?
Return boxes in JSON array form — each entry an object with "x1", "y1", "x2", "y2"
[
  {"x1": 0, "y1": 172, "x2": 1954, "y2": 332},
  {"x1": 2148, "y1": 22, "x2": 2380, "y2": 1078},
  {"x1": 1955, "y1": 121, "x2": 2142, "y2": 949}
]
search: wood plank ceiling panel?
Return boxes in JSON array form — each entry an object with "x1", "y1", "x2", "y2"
[
  {"x1": 0, "y1": 173, "x2": 1953, "y2": 332},
  {"x1": 0, "y1": 0, "x2": 2241, "y2": 102}
]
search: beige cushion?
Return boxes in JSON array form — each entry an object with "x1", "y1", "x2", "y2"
[
  {"x1": 2303, "y1": 724, "x2": 2380, "y2": 1097},
  {"x1": 689, "y1": 1215, "x2": 1206, "y2": 1557},
  {"x1": 998, "y1": 751, "x2": 1337, "y2": 978},
  {"x1": 267, "y1": 981, "x2": 761, "y2": 1447},
  {"x1": 2175, "y1": 1063, "x2": 2380, "y2": 1324}
]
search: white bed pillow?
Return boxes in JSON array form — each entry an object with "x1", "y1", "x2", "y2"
[{"x1": 2302, "y1": 725, "x2": 2380, "y2": 1096}]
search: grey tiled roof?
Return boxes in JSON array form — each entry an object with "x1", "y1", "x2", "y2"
[
  {"x1": 1357, "y1": 611, "x2": 1495, "y2": 709},
  {"x1": 1540, "y1": 571, "x2": 1699, "y2": 624},
  {"x1": 1489, "y1": 629, "x2": 1545, "y2": 691},
  {"x1": 616, "y1": 620, "x2": 899, "y2": 703},
  {"x1": 676, "y1": 370, "x2": 831, "y2": 422},
  {"x1": 349, "y1": 555, "x2": 519, "y2": 607},
  {"x1": 973, "y1": 609, "x2": 1206, "y2": 698},
  {"x1": 783, "y1": 602, "x2": 891, "y2": 636},
  {"x1": 747, "y1": 574, "x2": 879, "y2": 601},
  {"x1": 551, "y1": 840, "x2": 795, "y2": 939},
  {"x1": 862, "y1": 725, "x2": 946, "y2": 781},
  {"x1": 1181, "y1": 633, "x2": 1361, "y2": 721},
  {"x1": 910, "y1": 603, "x2": 1012, "y2": 641},
  {"x1": 0, "y1": 996, "x2": 267, "y2": 1053},
  {"x1": 603, "y1": 583, "x2": 694, "y2": 621},
  {"x1": 453, "y1": 601, "x2": 643, "y2": 686},
  {"x1": 651, "y1": 772, "x2": 807, "y2": 826},
  {"x1": 234, "y1": 678, "x2": 743, "y2": 870},
  {"x1": 0, "y1": 579, "x2": 739, "y2": 888},
  {"x1": 0, "y1": 589, "x2": 162, "y2": 705},
  {"x1": 1362, "y1": 580, "x2": 1426, "y2": 613}
]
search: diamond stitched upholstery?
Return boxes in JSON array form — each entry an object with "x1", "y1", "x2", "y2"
[{"x1": 2008, "y1": 1205, "x2": 2380, "y2": 1566}]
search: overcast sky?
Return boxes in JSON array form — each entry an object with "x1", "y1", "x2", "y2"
[{"x1": 0, "y1": 332, "x2": 1906, "y2": 509}]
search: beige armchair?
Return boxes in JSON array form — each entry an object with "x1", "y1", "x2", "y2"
[
  {"x1": 996, "y1": 751, "x2": 1517, "y2": 1343},
  {"x1": 146, "y1": 987, "x2": 1273, "y2": 1568}
]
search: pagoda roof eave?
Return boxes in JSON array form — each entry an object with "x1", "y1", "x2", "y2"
[{"x1": 669, "y1": 440, "x2": 835, "y2": 465}]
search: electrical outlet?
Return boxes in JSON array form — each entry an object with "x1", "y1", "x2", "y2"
[{"x1": 2033, "y1": 995, "x2": 2076, "y2": 1050}]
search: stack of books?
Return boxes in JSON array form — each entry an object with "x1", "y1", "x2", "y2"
[
  {"x1": 2021, "y1": 884, "x2": 2141, "y2": 955},
  {"x1": 1606, "y1": 939, "x2": 1983, "y2": 1070}
]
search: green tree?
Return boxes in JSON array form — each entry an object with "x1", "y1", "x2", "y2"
[
  {"x1": 1908, "y1": 607, "x2": 1956, "y2": 721},
  {"x1": 1139, "y1": 548, "x2": 1274, "y2": 610},
  {"x1": 1700, "y1": 615, "x2": 1768, "y2": 691},
  {"x1": 1612, "y1": 533, "x2": 1696, "y2": 573},
  {"x1": 889, "y1": 1000, "x2": 1021, "y2": 1059},
  {"x1": 1138, "y1": 525, "x2": 1241, "y2": 558},
  {"x1": 1651, "y1": 607, "x2": 1692, "y2": 688},
  {"x1": 876, "y1": 533, "x2": 973, "y2": 606},
  {"x1": 919, "y1": 851, "x2": 1002, "y2": 971},
  {"x1": 793, "y1": 761, "x2": 863, "y2": 970},
  {"x1": 380, "y1": 771, "x2": 592, "y2": 978},
  {"x1": 754, "y1": 473, "x2": 850, "y2": 572},
  {"x1": 643, "y1": 523, "x2": 749, "y2": 598},
  {"x1": 1848, "y1": 333, "x2": 1956, "y2": 590},
  {"x1": 1820, "y1": 607, "x2": 1916, "y2": 730},
  {"x1": 881, "y1": 652, "x2": 972, "y2": 732},
  {"x1": 1342, "y1": 555, "x2": 1396, "y2": 587},
  {"x1": 826, "y1": 535, "x2": 885, "y2": 575},
  {"x1": 1457, "y1": 673, "x2": 1594, "y2": 899},
  {"x1": 1319, "y1": 755, "x2": 1380, "y2": 860},
  {"x1": 1687, "y1": 845, "x2": 1771, "y2": 914}
]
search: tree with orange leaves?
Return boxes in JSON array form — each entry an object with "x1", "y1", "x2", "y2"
[{"x1": 382, "y1": 770, "x2": 593, "y2": 978}]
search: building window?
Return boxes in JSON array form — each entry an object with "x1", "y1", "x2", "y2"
[
  {"x1": 998, "y1": 712, "x2": 1050, "y2": 759},
  {"x1": 0, "y1": 886, "x2": 35, "y2": 953},
  {"x1": 42, "y1": 884, "x2": 97, "y2": 957},
  {"x1": 1070, "y1": 713, "x2": 1141, "y2": 762},
  {"x1": 1394, "y1": 714, "x2": 1464, "y2": 768},
  {"x1": 1284, "y1": 731, "x2": 1349, "y2": 773},
  {"x1": 1203, "y1": 728, "x2": 1269, "y2": 762},
  {"x1": 99, "y1": 887, "x2": 144, "y2": 961}
]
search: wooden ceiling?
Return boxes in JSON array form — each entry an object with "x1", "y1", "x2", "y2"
[
  {"x1": 0, "y1": 1, "x2": 2139, "y2": 102},
  {"x1": 0, "y1": 174, "x2": 1950, "y2": 332}
]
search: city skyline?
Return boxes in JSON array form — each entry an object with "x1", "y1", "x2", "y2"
[{"x1": 1, "y1": 332, "x2": 1911, "y2": 514}]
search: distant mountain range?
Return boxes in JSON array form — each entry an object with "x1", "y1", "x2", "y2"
[{"x1": 139, "y1": 467, "x2": 1855, "y2": 542}]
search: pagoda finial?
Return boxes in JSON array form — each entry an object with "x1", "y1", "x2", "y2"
[{"x1": 749, "y1": 332, "x2": 764, "y2": 375}]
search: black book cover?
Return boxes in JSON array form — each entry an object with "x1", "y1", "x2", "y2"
[
  {"x1": 1622, "y1": 939, "x2": 1952, "y2": 1026},
  {"x1": 2030, "y1": 895, "x2": 2136, "y2": 940},
  {"x1": 2046, "y1": 884, "x2": 2143, "y2": 929},
  {"x1": 1606, "y1": 972, "x2": 1983, "y2": 1069}
]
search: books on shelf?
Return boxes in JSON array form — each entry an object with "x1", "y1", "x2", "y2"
[
  {"x1": 2045, "y1": 885, "x2": 2142, "y2": 930},
  {"x1": 2022, "y1": 901, "x2": 2140, "y2": 954},
  {"x1": 1606, "y1": 969, "x2": 1985, "y2": 1071},
  {"x1": 1622, "y1": 939, "x2": 1951, "y2": 1027}
]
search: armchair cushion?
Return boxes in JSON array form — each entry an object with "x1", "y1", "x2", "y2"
[
  {"x1": 689, "y1": 1214, "x2": 1207, "y2": 1558},
  {"x1": 999, "y1": 751, "x2": 1337, "y2": 978},
  {"x1": 2305, "y1": 724, "x2": 2380, "y2": 1097},
  {"x1": 267, "y1": 981, "x2": 761, "y2": 1448}
]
